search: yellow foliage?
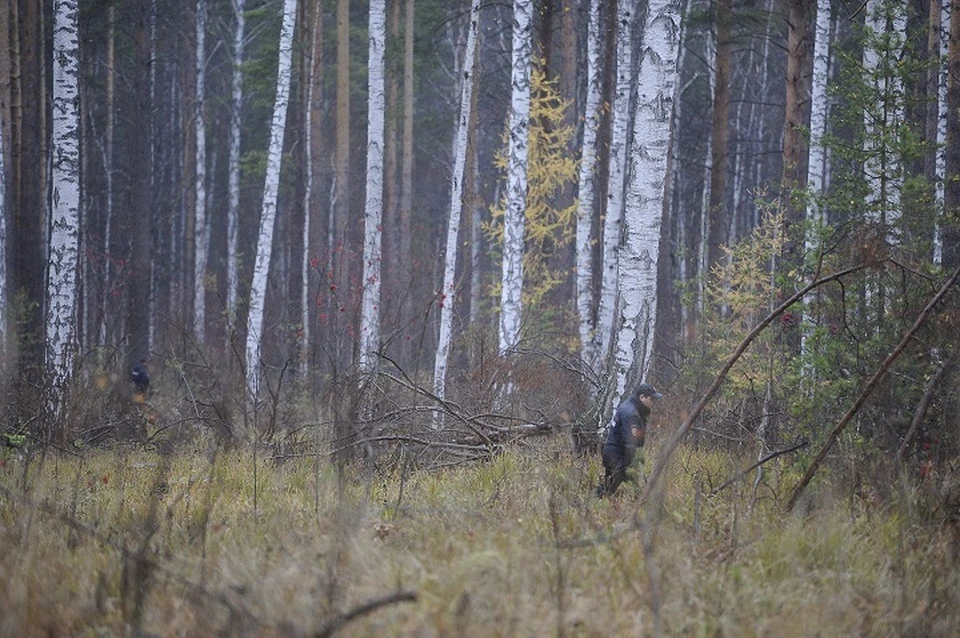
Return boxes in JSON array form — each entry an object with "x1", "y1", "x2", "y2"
[
  {"x1": 702, "y1": 208, "x2": 789, "y2": 389},
  {"x1": 484, "y1": 65, "x2": 579, "y2": 307}
]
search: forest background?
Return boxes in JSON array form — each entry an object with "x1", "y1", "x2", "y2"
[{"x1": 2, "y1": 0, "x2": 960, "y2": 635}]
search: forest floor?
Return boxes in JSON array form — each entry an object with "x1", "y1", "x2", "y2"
[{"x1": 1, "y1": 436, "x2": 958, "y2": 637}]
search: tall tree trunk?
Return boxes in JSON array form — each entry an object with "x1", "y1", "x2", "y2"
[
  {"x1": 933, "y1": 0, "x2": 949, "y2": 266},
  {"x1": 433, "y1": 0, "x2": 481, "y2": 420},
  {"x1": 227, "y1": 0, "x2": 245, "y2": 331},
  {"x1": 14, "y1": 0, "x2": 46, "y2": 380},
  {"x1": 804, "y1": 0, "x2": 831, "y2": 252},
  {"x1": 301, "y1": 0, "x2": 322, "y2": 370},
  {"x1": 697, "y1": 10, "x2": 715, "y2": 321},
  {"x1": 499, "y1": 0, "x2": 533, "y2": 355},
  {"x1": 147, "y1": 0, "x2": 158, "y2": 351},
  {"x1": 399, "y1": 0, "x2": 415, "y2": 368},
  {"x1": 245, "y1": 0, "x2": 298, "y2": 399},
  {"x1": 194, "y1": 0, "x2": 208, "y2": 344},
  {"x1": 128, "y1": 0, "x2": 153, "y2": 369},
  {"x1": 333, "y1": 0, "x2": 351, "y2": 305},
  {"x1": 46, "y1": 0, "x2": 82, "y2": 424},
  {"x1": 98, "y1": 6, "x2": 116, "y2": 354},
  {"x1": 944, "y1": 0, "x2": 960, "y2": 268},
  {"x1": 577, "y1": 0, "x2": 604, "y2": 366},
  {"x1": 0, "y1": 90, "x2": 6, "y2": 354},
  {"x1": 801, "y1": 0, "x2": 832, "y2": 362},
  {"x1": 707, "y1": 0, "x2": 731, "y2": 273},
  {"x1": 782, "y1": 0, "x2": 810, "y2": 253},
  {"x1": 595, "y1": 0, "x2": 636, "y2": 360},
  {"x1": 382, "y1": 0, "x2": 400, "y2": 329},
  {"x1": 358, "y1": 0, "x2": 387, "y2": 374},
  {"x1": 0, "y1": 0, "x2": 8, "y2": 355},
  {"x1": 611, "y1": 0, "x2": 682, "y2": 401}
]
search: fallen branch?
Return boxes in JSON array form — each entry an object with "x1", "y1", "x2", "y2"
[
  {"x1": 785, "y1": 263, "x2": 960, "y2": 512},
  {"x1": 314, "y1": 590, "x2": 418, "y2": 638},
  {"x1": 711, "y1": 440, "x2": 808, "y2": 496}
]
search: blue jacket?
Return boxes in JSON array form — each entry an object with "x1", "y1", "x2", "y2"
[{"x1": 603, "y1": 395, "x2": 650, "y2": 467}]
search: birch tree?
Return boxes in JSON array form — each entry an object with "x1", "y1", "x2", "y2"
[
  {"x1": 498, "y1": 0, "x2": 533, "y2": 355},
  {"x1": 301, "y1": 1, "x2": 322, "y2": 367},
  {"x1": 934, "y1": 0, "x2": 950, "y2": 265},
  {"x1": 194, "y1": 0, "x2": 208, "y2": 343},
  {"x1": 801, "y1": 0, "x2": 832, "y2": 360},
  {"x1": 576, "y1": 0, "x2": 605, "y2": 365},
  {"x1": 433, "y1": 0, "x2": 481, "y2": 413},
  {"x1": 227, "y1": 0, "x2": 245, "y2": 326},
  {"x1": 46, "y1": 0, "x2": 82, "y2": 415},
  {"x1": 595, "y1": 0, "x2": 636, "y2": 360},
  {"x1": 245, "y1": 0, "x2": 297, "y2": 399},
  {"x1": 947, "y1": 0, "x2": 960, "y2": 269},
  {"x1": 0, "y1": 107, "x2": 6, "y2": 353},
  {"x1": 358, "y1": 0, "x2": 387, "y2": 374},
  {"x1": 610, "y1": 0, "x2": 682, "y2": 402},
  {"x1": 804, "y1": 0, "x2": 831, "y2": 253}
]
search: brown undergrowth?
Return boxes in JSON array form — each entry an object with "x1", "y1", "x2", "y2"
[{"x1": 1, "y1": 437, "x2": 958, "y2": 637}]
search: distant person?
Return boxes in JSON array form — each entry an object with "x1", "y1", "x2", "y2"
[
  {"x1": 596, "y1": 382, "x2": 662, "y2": 497},
  {"x1": 131, "y1": 358, "x2": 150, "y2": 395}
]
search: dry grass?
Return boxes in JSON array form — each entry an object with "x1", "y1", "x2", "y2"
[{"x1": 1, "y1": 438, "x2": 958, "y2": 637}]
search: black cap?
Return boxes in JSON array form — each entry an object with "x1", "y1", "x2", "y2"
[{"x1": 636, "y1": 383, "x2": 663, "y2": 399}]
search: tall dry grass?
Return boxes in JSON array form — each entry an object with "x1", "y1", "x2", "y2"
[{"x1": 1, "y1": 437, "x2": 958, "y2": 637}]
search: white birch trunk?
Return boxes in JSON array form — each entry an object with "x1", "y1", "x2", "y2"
[
  {"x1": 358, "y1": 0, "x2": 387, "y2": 373},
  {"x1": 498, "y1": 0, "x2": 533, "y2": 355},
  {"x1": 934, "y1": 0, "x2": 951, "y2": 265},
  {"x1": 611, "y1": 0, "x2": 681, "y2": 403},
  {"x1": 0, "y1": 88, "x2": 6, "y2": 351},
  {"x1": 302, "y1": 4, "x2": 321, "y2": 368},
  {"x1": 470, "y1": 142, "x2": 482, "y2": 326},
  {"x1": 245, "y1": 0, "x2": 298, "y2": 399},
  {"x1": 576, "y1": 0, "x2": 604, "y2": 365},
  {"x1": 194, "y1": 0, "x2": 208, "y2": 343},
  {"x1": 433, "y1": 0, "x2": 481, "y2": 419},
  {"x1": 801, "y1": 0, "x2": 832, "y2": 363},
  {"x1": 47, "y1": 0, "x2": 82, "y2": 409},
  {"x1": 227, "y1": 0, "x2": 245, "y2": 324},
  {"x1": 595, "y1": 0, "x2": 636, "y2": 360},
  {"x1": 805, "y1": 0, "x2": 831, "y2": 250}
]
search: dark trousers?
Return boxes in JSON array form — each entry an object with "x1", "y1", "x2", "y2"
[{"x1": 598, "y1": 444, "x2": 628, "y2": 497}]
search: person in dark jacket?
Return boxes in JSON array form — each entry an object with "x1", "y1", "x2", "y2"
[
  {"x1": 597, "y1": 382, "x2": 663, "y2": 497},
  {"x1": 131, "y1": 358, "x2": 150, "y2": 395}
]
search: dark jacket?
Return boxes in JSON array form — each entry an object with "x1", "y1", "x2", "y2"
[{"x1": 603, "y1": 395, "x2": 650, "y2": 467}]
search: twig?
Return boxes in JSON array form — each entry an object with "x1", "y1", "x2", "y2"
[
  {"x1": 785, "y1": 263, "x2": 960, "y2": 512},
  {"x1": 314, "y1": 590, "x2": 417, "y2": 638},
  {"x1": 711, "y1": 440, "x2": 808, "y2": 495}
]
